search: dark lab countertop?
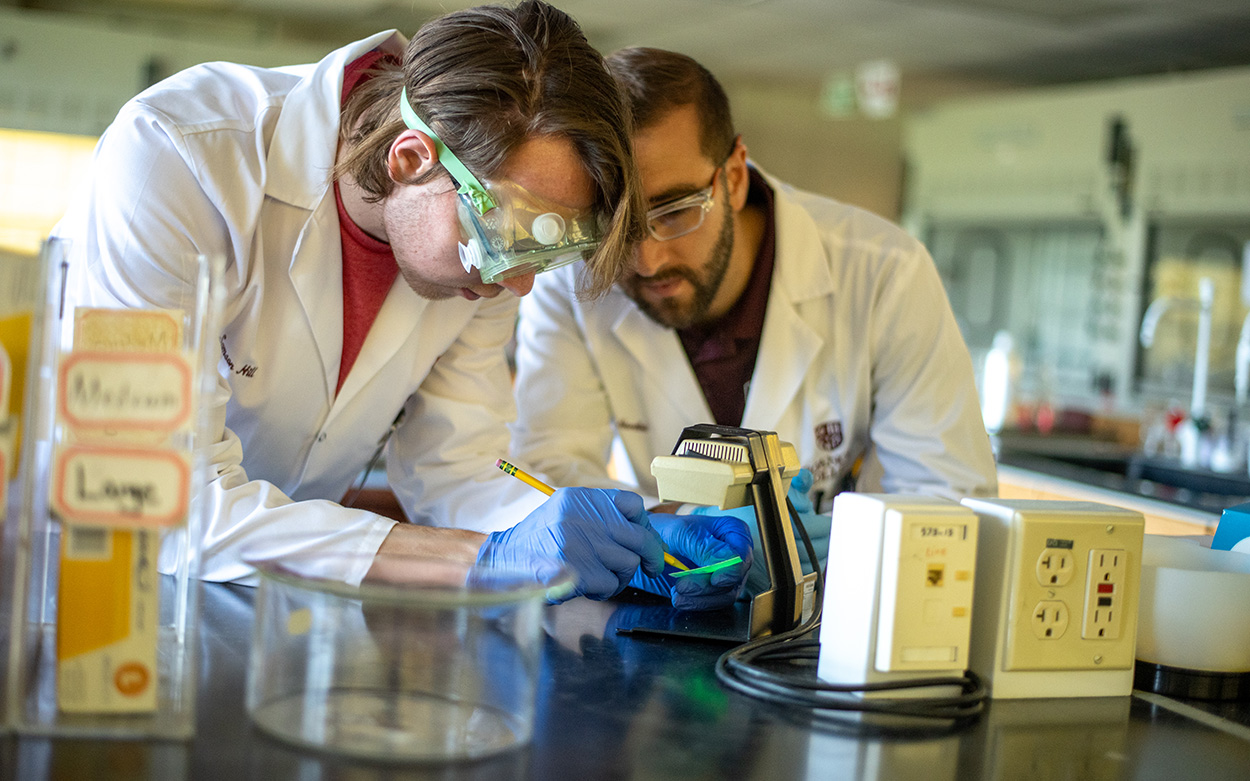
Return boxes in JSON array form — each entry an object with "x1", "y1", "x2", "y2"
[
  {"x1": 4, "y1": 583, "x2": 1250, "y2": 780},
  {"x1": 994, "y1": 432, "x2": 1250, "y2": 518}
]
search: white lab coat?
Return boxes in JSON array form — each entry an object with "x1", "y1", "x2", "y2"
[
  {"x1": 511, "y1": 169, "x2": 997, "y2": 509},
  {"x1": 54, "y1": 31, "x2": 543, "y2": 585}
]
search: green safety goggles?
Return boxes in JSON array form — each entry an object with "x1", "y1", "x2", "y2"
[{"x1": 399, "y1": 88, "x2": 602, "y2": 284}]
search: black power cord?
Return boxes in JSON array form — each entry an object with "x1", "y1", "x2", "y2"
[{"x1": 714, "y1": 498, "x2": 987, "y2": 723}]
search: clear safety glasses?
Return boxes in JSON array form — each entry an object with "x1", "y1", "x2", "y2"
[
  {"x1": 645, "y1": 183, "x2": 716, "y2": 241},
  {"x1": 399, "y1": 88, "x2": 602, "y2": 284},
  {"x1": 644, "y1": 143, "x2": 736, "y2": 241}
]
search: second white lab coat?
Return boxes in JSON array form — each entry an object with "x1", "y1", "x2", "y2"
[
  {"x1": 511, "y1": 169, "x2": 997, "y2": 509},
  {"x1": 55, "y1": 31, "x2": 543, "y2": 584}
]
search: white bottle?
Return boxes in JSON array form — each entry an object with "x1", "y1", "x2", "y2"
[
  {"x1": 981, "y1": 331, "x2": 1015, "y2": 434},
  {"x1": 1176, "y1": 417, "x2": 1200, "y2": 470}
]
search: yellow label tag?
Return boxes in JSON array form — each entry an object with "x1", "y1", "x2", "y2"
[
  {"x1": 0, "y1": 311, "x2": 33, "y2": 470},
  {"x1": 73, "y1": 308, "x2": 182, "y2": 353},
  {"x1": 0, "y1": 339, "x2": 10, "y2": 422},
  {"x1": 57, "y1": 527, "x2": 158, "y2": 713}
]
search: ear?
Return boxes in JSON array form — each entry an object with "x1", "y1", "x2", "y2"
[
  {"x1": 387, "y1": 129, "x2": 441, "y2": 184},
  {"x1": 723, "y1": 136, "x2": 751, "y2": 212}
]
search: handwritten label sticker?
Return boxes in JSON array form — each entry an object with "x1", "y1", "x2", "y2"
[
  {"x1": 52, "y1": 445, "x2": 190, "y2": 528},
  {"x1": 58, "y1": 352, "x2": 191, "y2": 432}
]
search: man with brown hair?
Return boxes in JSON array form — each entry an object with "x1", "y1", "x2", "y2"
[
  {"x1": 54, "y1": 5, "x2": 753, "y2": 609},
  {"x1": 511, "y1": 47, "x2": 996, "y2": 592}
]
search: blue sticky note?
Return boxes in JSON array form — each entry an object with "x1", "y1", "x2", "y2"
[{"x1": 1212, "y1": 502, "x2": 1250, "y2": 551}]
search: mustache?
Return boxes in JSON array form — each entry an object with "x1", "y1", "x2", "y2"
[{"x1": 628, "y1": 267, "x2": 698, "y2": 286}]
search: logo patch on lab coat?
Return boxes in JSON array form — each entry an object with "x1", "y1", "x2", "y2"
[{"x1": 814, "y1": 421, "x2": 842, "y2": 451}]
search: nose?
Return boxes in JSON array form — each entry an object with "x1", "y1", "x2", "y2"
[
  {"x1": 498, "y1": 271, "x2": 536, "y2": 297},
  {"x1": 633, "y1": 237, "x2": 667, "y2": 278}
]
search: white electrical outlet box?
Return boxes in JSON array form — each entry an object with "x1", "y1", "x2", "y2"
[
  {"x1": 817, "y1": 494, "x2": 979, "y2": 695},
  {"x1": 960, "y1": 498, "x2": 1145, "y2": 699}
]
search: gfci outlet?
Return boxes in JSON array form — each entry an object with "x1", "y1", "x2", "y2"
[
  {"x1": 960, "y1": 498, "x2": 1144, "y2": 699},
  {"x1": 1083, "y1": 549, "x2": 1126, "y2": 640}
]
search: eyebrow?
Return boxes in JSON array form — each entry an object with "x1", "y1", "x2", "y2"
[{"x1": 647, "y1": 183, "x2": 707, "y2": 209}]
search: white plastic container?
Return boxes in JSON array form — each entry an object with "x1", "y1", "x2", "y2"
[{"x1": 1137, "y1": 534, "x2": 1250, "y2": 674}]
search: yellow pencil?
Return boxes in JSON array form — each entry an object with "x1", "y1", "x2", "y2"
[
  {"x1": 495, "y1": 458, "x2": 689, "y2": 572},
  {"x1": 496, "y1": 457, "x2": 555, "y2": 496}
]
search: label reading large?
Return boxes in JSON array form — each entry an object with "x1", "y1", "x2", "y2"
[{"x1": 52, "y1": 446, "x2": 190, "y2": 528}]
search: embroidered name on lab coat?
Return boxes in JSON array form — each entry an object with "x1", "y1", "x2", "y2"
[{"x1": 219, "y1": 334, "x2": 258, "y2": 378}]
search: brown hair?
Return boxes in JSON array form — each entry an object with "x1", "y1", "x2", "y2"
[
  {"x1": 605, "y1": 47, "x2": 736, "y2": 165},
  {"x1": 333, "y1": 0, "x2": 644, "y2": 298}
]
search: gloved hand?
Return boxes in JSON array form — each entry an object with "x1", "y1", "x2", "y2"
[
  {"x1": 689, "y1": 469, "x2": 830, "y2": 596},
  {"x1": 476, "y1": 487, "x2": 664, "y2": 604},
  {"x1": 627, "y1": 513, "x2": 753, "y2": 611}
]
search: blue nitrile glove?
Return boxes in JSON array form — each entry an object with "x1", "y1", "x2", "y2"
[
  {"x1": 476, "y1": 487, "x2": 665, "y2": 604},
  {"x1": 689, "y1": 469, "x2": 830, "y2": 596},
  {"x1": 627, "y1": 513, "x2": 753, "y2": 611}
]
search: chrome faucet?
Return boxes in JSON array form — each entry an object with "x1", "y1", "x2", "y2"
[{"x1": 1139, "y1": 276, "x2": 1214, "y2": 420}]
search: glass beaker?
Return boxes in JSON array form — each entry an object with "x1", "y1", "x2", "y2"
[{"x1": 244, "y1": 551, "x2": 564, "y2": 762}]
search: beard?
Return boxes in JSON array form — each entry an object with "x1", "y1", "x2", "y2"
[{"x1": 625, "y1": 196, "x2": 734, "y2": 329}]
